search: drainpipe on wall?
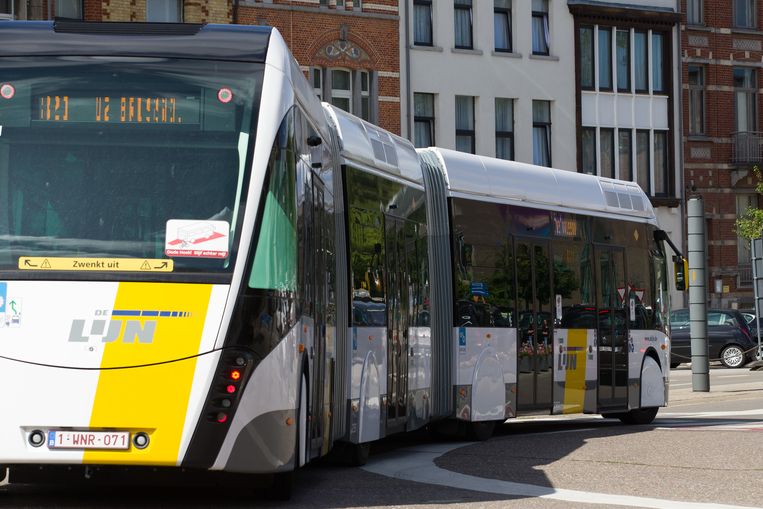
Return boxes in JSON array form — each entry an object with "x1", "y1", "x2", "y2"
[
  {"x1": 233, "y1": 0, "x2": 239, "y2": 24},
  {"x1": 677, "y1": 0, "x2": 688, "y2": 309},
  {"x1": 404, "y1": 0, "x2": 412, "y2": 141}
]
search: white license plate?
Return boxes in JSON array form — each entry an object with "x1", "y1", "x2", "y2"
[{"x1": 47, "y1": 431, "x2": 130, "y2": 450}]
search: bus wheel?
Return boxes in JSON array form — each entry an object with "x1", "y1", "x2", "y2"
[
  {"x1": 618, "y1": 407, "x2": 658, "y2": 425},
  {"x1": 267, "y1": 471, "x2": 293, "y2": 501},
  {"x1": 466, "y1": 420, "x2": 495, "y2": 441}
]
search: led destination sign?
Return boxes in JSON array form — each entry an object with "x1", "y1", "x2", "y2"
[{"x1": 34, "y1": 94, "x2": 201, "y2": 125}]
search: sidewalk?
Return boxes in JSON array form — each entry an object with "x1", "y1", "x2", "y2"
[{"x1": 668, "y1": 365, "x2": 763, "y2": 404}]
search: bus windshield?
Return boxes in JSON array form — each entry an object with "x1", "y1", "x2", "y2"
[{"x1": 0, "y1": 56, "x2": 263, "y2": 275}]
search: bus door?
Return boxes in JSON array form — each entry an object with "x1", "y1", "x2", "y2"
[
  {"x1": 384, "y1": 216, "x2": 411, "y2": 433},
  {"x1": 516, "y1": 240, "x2": 553, "y2": 411},
  {"x1": 595, "y1": 247, "x2": 629, "y2": 409},
  {"x1": 310, "y1": 178, "x2": 328, "y2": 453}
]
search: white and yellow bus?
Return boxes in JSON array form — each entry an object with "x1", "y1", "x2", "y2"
[{"x1": 0, "y1": 20, "x2": 681, "y2": 498}]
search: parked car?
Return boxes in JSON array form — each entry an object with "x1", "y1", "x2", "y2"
[
  {"x1": 669, "y1": 308, "x2": 756, "y2": 368},
  {"x1": 739, "y1": 309, "x2": 761, "y2": 338}
]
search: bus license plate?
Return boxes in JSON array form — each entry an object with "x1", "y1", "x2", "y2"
[{"x1": 47, "y1": 431, "x2": 130, "y2": 450}]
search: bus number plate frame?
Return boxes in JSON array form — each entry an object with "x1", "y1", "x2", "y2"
[{"x1": 47, "y1": 430, "x2": 131, "y2": 450}]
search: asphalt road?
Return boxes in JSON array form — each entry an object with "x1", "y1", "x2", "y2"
[{"x1": 3, "y1": 366, "x2": 763, "y2": 509}]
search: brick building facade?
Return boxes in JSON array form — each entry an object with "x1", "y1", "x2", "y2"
[
  {"x1": 2, "y1": 0, "x2": 401, "y2": 134},
  {"x1": 682, "y1": 0, "x2": 763, "y2": 307}
]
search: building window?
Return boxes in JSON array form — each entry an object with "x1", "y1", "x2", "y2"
[
  {"x1": 494, "y1": 0, "x2": 512, "y2": 52},
  {"x1": 454, "y1": 0, "x2": 473, "y2": 49},
  {"x1": 734, "y1": 67, "x2": 757, "y2": 133},
  {"x1": 599, "y1": 128, "x2": 614, "y2": 178},
  {"x1": 616, "y1": 29, "x2": 630, "y2": 92},
  {"x1": 653, "y1": 131, "x2": 668, "y2": 196},
  {"x1": 331, "y1": 69, "x2": 352, "y2": 112},
  {"x1": 414, "y1": 0, "x2": 433, "y2": 46},
  {"x1": 734, "y1": 0, "x2": 755, "y2": 29},
  {"x1": 687, "y1": 0, "x2": 703, "y2": 24},
  {"x1": 531, "y1": 0, "x2": 549, "y2": 55},
  {"x1": 57, "y1": 0, "x2": 82, "y2": 19},
  {"x1": 618, "y1": 129, "x2": 632, "y2": 181},
  {"x1": 533, "y1": 100, "x2": 551, "y2": 166},
  {"x1": 580, "y1": 26, "x2": 594, "y2": 89},
  {"x1": 414, "y1": 93, "x2": 435, "y2": 148},
  {"x1": 312, "y1": 68, "x2": 323, "y2": 101},
  {"x1": 146, "y1": 0, "x2": 182, "y2": 22},
  {"x1": 598, "y1": 27, "x2": 612, "y2": 90},
  {"x1": 688, "y1": 65, "x2": 705, "y2": 135},
  {"x1": 360, "y1": 71, "x2": 371, "y2": 120},
  {"x1": 581, "y1": 127, "x2": 595, "y2": 174},
  {"x1": 634, "y1": 31, "x2": 648, "y2": 92},
  {"x1": 636, "y1": 130, "x2": 650, "y2": 193},
  {"x1": 495, "y1": 97, "x2": 514, "y2": 160},
  {"x1": 652, "y1": 32, "x2": 665, "y2": 93},
  {"x1": 455, "y1": 95, "x2": 475, "y2": 154}
]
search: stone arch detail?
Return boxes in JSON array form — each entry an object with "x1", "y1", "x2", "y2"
[{"x1": 306, "y1": 28, "x2": 381, "y2": 70}]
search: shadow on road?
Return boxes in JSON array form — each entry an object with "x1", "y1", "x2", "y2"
[{"x1": 3, "y1": 412, "x2": 762, "y2": 508}]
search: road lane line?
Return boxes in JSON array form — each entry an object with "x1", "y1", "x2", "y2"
[{"x1": 363, "y1": 442, "x2": 761, "y2": 509}]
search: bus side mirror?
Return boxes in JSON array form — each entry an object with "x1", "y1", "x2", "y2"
[
  {"x1": 307, "y1": 135, "x2": 323, "y2": 169},
  {"x1": 674, "y1": 256, "x2": 688, "y2": 291}
]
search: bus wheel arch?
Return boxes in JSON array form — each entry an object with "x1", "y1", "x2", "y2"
[{"x1": 639, "y1": 350, "x2": 665, "y2": 408}]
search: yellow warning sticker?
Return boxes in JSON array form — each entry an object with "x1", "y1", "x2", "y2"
[{"x1": 18, "y1": 257, "x2": 174, "y2": 272}]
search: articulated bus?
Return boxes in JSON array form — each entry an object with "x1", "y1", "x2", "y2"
[{"x1": 0, "y1": 21, "x2": 681, "y2": 497}]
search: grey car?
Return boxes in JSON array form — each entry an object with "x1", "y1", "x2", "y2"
[{"x1": 669, "y1": 309, "x2": 756, "y2": 368}]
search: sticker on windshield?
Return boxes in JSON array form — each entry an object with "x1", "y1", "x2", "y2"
[{"x1": 165, "y1": 220, "x2": 230, "y2": 259}]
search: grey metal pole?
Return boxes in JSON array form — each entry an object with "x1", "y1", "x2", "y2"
[
  {"x1": 752, "y1": 237, "x2": 763, "y2": 360},
  {"x1": 688, "y1": 196, "x2": 710, "y2": 392}
]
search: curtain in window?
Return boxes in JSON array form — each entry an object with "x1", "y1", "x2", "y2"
[
  {"x1": 580, "y1": 27, "x2": 594, "y2": 88},
  {"x1": 734, "y1": 68, "x2": 756, "y2": 132},
  {"x1": 634, "y1": 32, "x2": 647, "y2": 91},
  {"x1": 415, "y1": 121, "x2": 433, "y2": 148},
  {"x1": 414, "y1": 93, "x2": 434, "y2": 148},
  {"x1": 652, "y1": 33, "x2": 664, "y2": 92},
  {"x1": 734, "y1": 0, "x2": 753, "y2": 28},
  {"x1": 495, "y1": 98, "x2": 513, "y2": 159},
  {"x1": 687, "y1": 0, "x2": 702, "y2": 24},
  {"x1": 494, "y1": 11, "x2": 510, "y2": 51},
  {"x1": 653, "y1": 131, "x2": 667, "y2": 195},
  {"x1": 618, "y1": 130, "x2": 632, "y2": 181},
  {"x1": 636, "y1": 131, "x2": 650, "y2": 193},
  {"x1": 533, "y1": 127, "x2": 550, "y2": 166},
  {"x1": 616, "y1": 30, "x2": 630, "y2": 91},
  {"x1": 57, "y1": 0, "x2": 82, "y2": 18},
  {"x1": 532, "y1": 16, "x2": 549, "y2": 54},
  {"x1": 599, "y1": 129, "x2": 614, "y2": 178},
  {"x1": 455, "y1": 95, "x2": 474, "y2": 153},
  {"x1": 454, "y1": 0, "x2": 472, "y2": 48},
  {"x1": 414, "y1": 3, "x2": 432, "y2": 45},
  {"x1": 598, "y1": 28, "x2": 612, "y2": 89},
  {"x1": 581, "y1": 127, "x2": 595, "y2": 174}
]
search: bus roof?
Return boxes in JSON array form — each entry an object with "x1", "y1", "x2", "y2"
[
  {"x1": 323, "y1": 104, "x2": 424, "y2": 186},
  {"x1": 0, "y1": 21, "x2": 271, "y2": 62},
  {"x1": 421, "y1": 147, "x2": 657, "y2": 222}
]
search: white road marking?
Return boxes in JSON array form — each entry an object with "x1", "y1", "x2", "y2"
[
  {"x1": 363, "y1": 443, "x2": 762, "y2": 509},
  {"x1": 660, "y1": 409, "x2": 763, "y2": 417}
]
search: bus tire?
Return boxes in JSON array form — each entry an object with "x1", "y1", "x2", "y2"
[
  {"x1": 618, "y1": 407, "x2": 658, "y2": 425},
  {"x1": 466, "y1": 420, "x2": 496, "y2": 441},
  {"x1": 267, "y1": 471, "x2": 293, "y2": 501}
]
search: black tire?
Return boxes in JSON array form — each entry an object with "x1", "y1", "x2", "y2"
[
  {"x1": 330, "y1": 441, "x2": 371, "y2": 467},
  {"x1": 719, "y1": 345, "x2": 746, "y2": 368},
  {"x1": 466, "y1": 420, "x2": 496, "y2": 441},
  {"x1": 618, "y1": 407, "x2": 658, "y2": 425},
  {"x1": 670, "y1": 362, "x2": 680, "y2": 369},
  {"x1": 267, "y1": 471, "x2": 293, "y2": 501}
]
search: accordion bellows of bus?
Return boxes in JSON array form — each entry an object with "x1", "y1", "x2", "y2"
[{"x1": 0, "y1": 20, "x2": 678, "y2": 496}]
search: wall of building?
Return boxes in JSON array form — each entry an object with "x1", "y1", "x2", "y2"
[
  {"x1": 403, "y1": 0, "x2": 577, "y2": 169},
  {"x1": 682, "y1": 0, "x2": 763, "y2": 307}
]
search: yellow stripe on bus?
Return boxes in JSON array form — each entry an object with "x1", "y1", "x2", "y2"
[
  {"x1": 562, "y1": 329, "x2": 588, "y2": 414},
  {"x1": 84, "y1": 283, "x2": 212, "y2": 465}
]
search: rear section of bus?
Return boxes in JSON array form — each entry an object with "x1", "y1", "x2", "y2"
[{"x1": 0, "y1": 21, "x2": 275, "y2": 474}]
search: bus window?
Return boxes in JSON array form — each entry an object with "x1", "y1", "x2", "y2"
[{"x1": 553, "y1": 240, "x2": 594, "y2": 328}]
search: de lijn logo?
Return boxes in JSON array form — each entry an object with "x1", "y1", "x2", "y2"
[{"x1": 68, "y1": 309, "x2": 191, "y2": 344}]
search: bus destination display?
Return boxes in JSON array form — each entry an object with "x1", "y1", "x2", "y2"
[{"x1": 33, "y1": 94, "x2": 201, "y2": 125}]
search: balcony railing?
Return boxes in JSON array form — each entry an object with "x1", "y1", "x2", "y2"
[
  {"x1": 738, "y1": 264, "x2": 753, "y2": 288},
  {"x1": 733, "y1": 131, "x2": 763, "y2": 164}
]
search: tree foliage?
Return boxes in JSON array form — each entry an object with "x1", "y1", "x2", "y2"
[{"x1": 735, "y1": 166, "x2": 763, "y2": 240}]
